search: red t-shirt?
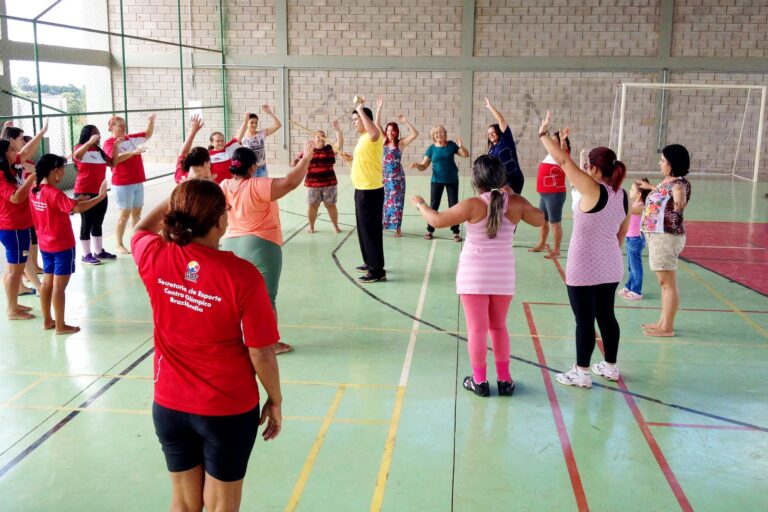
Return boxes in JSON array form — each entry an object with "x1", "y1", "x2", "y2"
[
  {"x1": 536, "y1": 157, "x2": 567, "y2": 194},
  {"x1": 29, "y1": 184, "x2": 77, "y2": 252},
  {"x1": 103, "y1": 132, "x2": 147, "y2": 186},
  {"x1": 131, "y1": 230, "x2": 280, "y2": 416},
  {"x1": 299, "y1": 145, "x2": 338, "y2": 188},
  {"x1": 209, "y1": 138, "x2": 239, "y2": 184},
  {"x1": 173, "y1": 154, "x2": 186, "y2": 184},
  {"x1": 0, "y1": 177, "x2": 34, "y2": 230},
  {"x1": 73, "y1": 145, "x2": 108, "y2": 194}
]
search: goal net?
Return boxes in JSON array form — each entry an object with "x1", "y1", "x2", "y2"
[{"x1": 609, "y1": 83, "x2": 766, "y2": 182}]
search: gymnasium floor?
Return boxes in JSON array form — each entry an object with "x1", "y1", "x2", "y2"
[{"x1": 0, "y1": 174, "x2": 766, "y2": 511}]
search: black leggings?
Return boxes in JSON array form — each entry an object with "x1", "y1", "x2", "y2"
[
  {"x1": 567, "y1": 282, "x2": 620, "y2": 368},
  {"x1": 77, "y1": 194, "x2": 108, "y2": 240},
  {"x1": 427, "y1": 182, "x2": 460, "y2": 234}
]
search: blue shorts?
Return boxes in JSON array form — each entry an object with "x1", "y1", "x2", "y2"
[
  {"x1": 255, "y1": 166, "x2": 268, "y2": 178},
  {"x1": 113, "y1": 183, "x2": 144, "y2": 210},
  {"x1": 41, "y1": 247, "x2": 76, "y2": 276},
  {"x1": 539, "y1": 192, "x2": 567, "y2": 223},
  {"x1": 0, "y1": 228, "x2": 31, "y2": 264}
]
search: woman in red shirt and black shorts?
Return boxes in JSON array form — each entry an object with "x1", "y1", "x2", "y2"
[{"x1": 132, "y1": 179, "x2": 283, "y2": 511}]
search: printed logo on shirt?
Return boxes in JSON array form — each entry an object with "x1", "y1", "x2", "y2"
[{"x1": 184, "y1": 260, "x2": 200, "y2": 282}]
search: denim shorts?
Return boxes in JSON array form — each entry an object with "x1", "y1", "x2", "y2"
[
  {"x1": 113, "y1": 183, "x2": 144, "y2": 209},
  {"x1": 539, "y1": 192, "x2": 567, "y2": 223},
  {"x1": 0, "y1": 228, "x2": 31, "y2": 264},
  {"x1": 41, "y1": 247, "x2": 76, "y2": 276}
]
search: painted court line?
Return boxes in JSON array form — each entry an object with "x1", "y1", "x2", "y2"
[
  {"x1": 285, "y1": 385, "x2": 346, "y2": 512},
  {"x1": 679, "y1": 261, "x2": 768, "y2": 340},
  {"x1": 523, "y1": 303, "x2": 589, "y2": 512},
  {"x1": 647, "y1": 422, "x2": 760, "y2": 431},
  {"x1": 371, "y1": 238, "x2": 437, "y2": 512},
  {"x1": 1, "y1": 377, "x2": 48, "y2": 406},
  {"x1": 595, "y1": 338, "x2": 693, "y2": 512}
]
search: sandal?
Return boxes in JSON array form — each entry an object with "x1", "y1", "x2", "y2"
[{"x1": 423, "y1": 233, "x2": 433, "y2": 240}]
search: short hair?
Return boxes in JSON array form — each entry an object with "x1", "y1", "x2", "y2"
[
  {"x1": 430, "y1": 124, "x2": 446, "y2": 142},
  {"x1": 661, "y1": 144, "x2": 690, "y2": 177}
]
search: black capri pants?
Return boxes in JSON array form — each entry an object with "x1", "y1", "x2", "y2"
[{"x1": 76, "y1": 193, "x2": 109, "y2": 240}]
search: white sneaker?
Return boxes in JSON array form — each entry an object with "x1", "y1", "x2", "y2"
[
  {"x1": 623, "y1": 291, "x2": 643, "y2": 300},
  {"x1": 555, "y1": 365, "x2": 592, "y2": 388},
  {"x1": 617, "y1": 287, "x2": 629, "y2": 297},
  {"x1": 591, "y1": 361, "x2": 620, "y2": 381}
]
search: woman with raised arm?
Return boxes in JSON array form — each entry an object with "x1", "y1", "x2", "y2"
[
  {"x1": 0, "y1": 122, "x2": 48, "y2": 317},
  {"x1": 290, "y1": 120, "x2": 343, "y2": 234},
  {"x1": 73, "y1": 125, "x2": 123, "y2": 265},
  {"x1": 375, "y1": 97, "x2": 419, "y2": 237},
  {"x1": 237, "y1": 105, "x2": 283, "y2": 178},
  {"x1": 412, "y1": 155, "x2": 544, "y2": 397},
  {"x1": 538, "y1": 111, "x2": 631, "y2": 389},
  {"x1": 220, "y1": 142, "x2": 313, "y2": 354},
  {"x1": 484, "y1": 97, "x2": 524, "y2": 194},
  {"x1": 530, "y1": 130, "x2": 571, "y2": 259},
  {"x1": 103, "y1": 112, "x2": 155, "y2": 254},
  {"x1": 637, "y1": 144, "x2": 692, "y2": 337},
  {"x1": 131, "y1": 179, "x2": 282, "y2": 512},
  {"x1": 409, "y1": 124, "x2": 469, "y2": 241},
  {"x1": 173, "y1": 114, "x2": 212, "y2": 183}
]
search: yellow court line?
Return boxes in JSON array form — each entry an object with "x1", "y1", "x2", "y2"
[
  {"x1": 370, "y1": 386, "x2": 407, "y2": 512},
  {"x1": 680, "y1": 261, "x2": 768, "y2": 340},
  {"x1": 285, "y1": 385, "x2": 347, "y2": 512},
  {"x1": 2, "y1": 376, "x2": 48, "y2": 406}
]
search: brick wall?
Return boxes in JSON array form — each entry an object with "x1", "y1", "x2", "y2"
[
  {"x1": 672, "y1": 0, "x2": 768, "y2": 58},
  {"x1": 287, "y1": 0, "x2": 463, "y2": 57},
  {"x1": 472, "y1": 72, "x2": 657, "y2": 177},
  {"x1": 287, "y1": 70, "x2": 464, "y2": 173},
  {"x1": 474, "y1": 0, "x2": 660, "y2": 57}
]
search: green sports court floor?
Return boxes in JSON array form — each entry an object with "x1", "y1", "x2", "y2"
[{"x1": 1, "y1": 174, "x2": 766, "y2": 511}]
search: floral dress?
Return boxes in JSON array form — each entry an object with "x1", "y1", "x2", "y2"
[{"x1": 382, "y1": 145, "x2": 405, "y2": 230}]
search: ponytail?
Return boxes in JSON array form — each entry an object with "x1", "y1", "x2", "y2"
[
  {"x1": 609, "y1": 161, "x2": 626, "y2": 193},
  {"x1": 33, "y1": 153, "x2": 66, "y2": 193},
  {"x1": 162, "y1": 211, "x2": 197, "y2": 246},
  {"x1": 183, "y1": 147, "x2": 210, "y2": 172},
  {"x1": 229, "y1": 147, "x2": 257, "y2": 177},
  {"x1": 588, "y1": 147, "x2": 626, "y2": 192},
  {"x1": 485, "y1": 188, "x2": 504, "y2": 239}
]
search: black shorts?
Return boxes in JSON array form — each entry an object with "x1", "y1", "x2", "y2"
[{"x1": 152, "y1": 402, "x2": 260, "y2": 482}]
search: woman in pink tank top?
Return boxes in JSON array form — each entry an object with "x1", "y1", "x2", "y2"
[
  {"x1": 411, "y1": 155, "x2": 544, "y2": 397},
  {"x1": 539, "y1": 112, "x2": 631, "y2": 390}
]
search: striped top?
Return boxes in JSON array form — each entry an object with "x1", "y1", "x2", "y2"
[
  {"x1": 566, "y1": 183, "x2": 627, "y2": 287},
  {"x1": 456, "y1": 192, "x2": 516, "y2": 295}
]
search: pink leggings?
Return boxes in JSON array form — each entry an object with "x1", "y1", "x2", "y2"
[{"x1": 460, "y1": 294, "x2": 514, "y2": 383}]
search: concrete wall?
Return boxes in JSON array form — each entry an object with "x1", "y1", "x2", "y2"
[{"x1": 99, "y1": 0, "x2": 767, "y2": 180}]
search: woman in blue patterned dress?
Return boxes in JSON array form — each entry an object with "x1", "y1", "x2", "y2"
[{"x1": 375, "y1": 97, "x2": 419, "y2": 237}]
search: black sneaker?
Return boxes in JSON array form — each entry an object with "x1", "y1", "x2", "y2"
[
  {"x1": 355, "y1": 264, "x2": 369, "y2": 273},
  {"x1": 359, "y1": 272, "x2": 386, "y2": 283},
  {"x1": 497, "y1": 379, "x2": 515, "y2": 396},
  {"x1": 463, "y1": 376, "x2": 490, "y2": 397}
]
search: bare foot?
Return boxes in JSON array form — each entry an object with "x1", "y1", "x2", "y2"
[
  {"x1": 641, "y1": 323, "x2": 660, "y2": 331},
  {"x1": 43, "y1": 320, "x2": 56, "y2": 330},
  {"x1": 334, "y1": 225, "x2": 342, "y2": 233},
  {"x1": 643, "y1": 327, "x2": 674, "y2": 337},
  {"x1": 394, "y1": 229, "x2": 402, "y2": 238},
  {"x1": 528, "y1": 245, "x2": 545, "y2": 253},
  {"x1": 274, "y1": 342, "x2": 293, "y2": 354},
  {"x1": 544, "y1": 251, "x2": 561, "y2": 259},
  {"x1": 55, "y1": 324, "x2": 81, "y2": 335},
  {"x1": 116, "y1": 246, "x2": 131, "y2": 255},
  {"x1": 8, "y1": 311, "x2": 35, "y2": 320},
  {"x1": 307, "y1": 226, "x2": 316, "y2": 234},
  {"x1": 14, "y1": 305, "x2": 33, "y2": 312}
]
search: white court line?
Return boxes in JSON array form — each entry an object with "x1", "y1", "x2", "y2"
[{"x1": 399, "y1": 239, "x2": 437, "y2": 387}]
